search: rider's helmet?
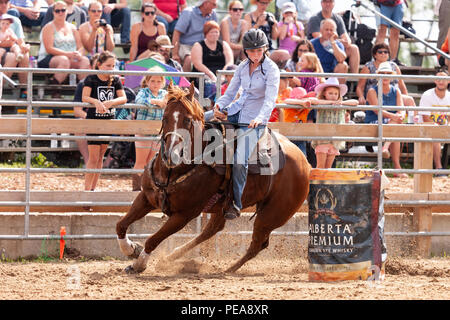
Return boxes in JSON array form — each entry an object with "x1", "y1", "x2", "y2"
[{"x1": 242, "y1": 29, "x2": 269, "y2": 51}]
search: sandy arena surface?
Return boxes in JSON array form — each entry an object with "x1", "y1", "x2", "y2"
[
  {"x1": 1, "y1": 256, "x2": 449, "y2": 300},
  {"x1": 1, "y1": 173, "x2": 449, "y2": 300}
]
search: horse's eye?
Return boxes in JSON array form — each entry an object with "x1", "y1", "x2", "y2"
[{"x1": 184, "y1": 118, "x2": 192, "y2": 126}]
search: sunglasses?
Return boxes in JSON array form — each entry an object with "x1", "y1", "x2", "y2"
[
  {"x1": 377, "y1": 50, "x2": 389, "y2": 54},
  {"x1": 144, "y1": 11, "x2": 156, "y2": 16},
  {"x1": 231, "y1": 8, "x2": 244, "y2": 12},
  {"x1": 258, "y1": 1, "x2": 270, "y2": 5},
  {"x1": 90, "y1": 9, "x2": 102, "y2": 13},
  {"x1": 298, "y1": 49, "x2": 309, "y2": 53},
  {"x1": 54, "y1": 8, "x2": 66, "y2": 13}
]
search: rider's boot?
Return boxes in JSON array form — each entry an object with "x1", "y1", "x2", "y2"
[{"x1": 224, "y1": 201, "x2": 241, "y2": 220}]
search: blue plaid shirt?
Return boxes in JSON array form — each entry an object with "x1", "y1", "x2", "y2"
[{"x1": 135, "y1": 88, "x2": 167, "y2": 121}]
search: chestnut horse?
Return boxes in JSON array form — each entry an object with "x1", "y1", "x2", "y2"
[{"x1": 116, "y1": 82, "x2": 311, "y2": 274}]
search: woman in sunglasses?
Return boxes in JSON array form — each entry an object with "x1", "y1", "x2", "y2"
[
  {"x1": 219, "y1": 0, "x2": 249, "y2": 63},
  {"x1": 79, "y1": 1, "x2": 115, "y2": 57},
  {"x1": 356, "y1": 42, "x2": 416, "y2": 116},
  {"x1": 243, "y1": 0, "x2": 278, "y2": 52},
  {"x1": 37, "y1": 1, "x2": 89, "y2": 95},
  {"x1": 129, "y1": 3, "x2": 166, "y2": 61}
]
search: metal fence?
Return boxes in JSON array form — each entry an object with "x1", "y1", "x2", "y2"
[{"x1": 0, "y1": 67, "x2": 450, "y2": 241}]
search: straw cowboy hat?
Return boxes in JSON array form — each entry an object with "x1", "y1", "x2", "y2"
[
  {"x1": 156, "y1": 35, "x2": 174, "y2": 49},
  {"x1": 314, "y1": 77, "x2": 348, "y2": 97},
  {"x1": 376, "y1": 61, "x2": 396, "y2": 74}
]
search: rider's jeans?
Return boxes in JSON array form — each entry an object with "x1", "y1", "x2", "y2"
[{"x1": 228, "y1": 112, "x2": 265, "y2": 209}]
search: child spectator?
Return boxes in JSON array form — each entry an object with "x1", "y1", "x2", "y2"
[
  {"x1": 296, "y1": 52, "x2": 323, "y2": 92},
  {"x1": 270, "y1": 69, "x2": 293, "y2": 123},
  {"x1": 221, "y1": 64, "x2": 238, "y2": 95},
  {"x1": 0, "y1": 14, "x2": 28, "y2": 62},
  {"x1": 288, "y1": 77, "x2": 357, "y2": 168},
  {"x1": 365, "y1": 61, "x2": 406, "y2": 178},
  {"x1": 131, "y1": 66, "x2": 168, "y2": 191},
  {"x1": 82, "y1": 51, "x2": 127, "y2": 193}
]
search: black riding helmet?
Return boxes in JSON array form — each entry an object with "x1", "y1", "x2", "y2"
[
  {"x1": 242, "y1": 29, "x2": 269, "y2": 50},
  {"x1": 242, "y1": 29, "x2": 269, "y2": 71}
]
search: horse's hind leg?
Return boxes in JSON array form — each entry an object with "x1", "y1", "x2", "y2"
[
  {"x1": 225, "y1": 216, "x2": 272, "y2": 273},
  {"x1": 116, "y1": 192, "x2": 155, "y2": 259},
  {"x1": 165, "y1": 212, "x2": 226, "y2": 262},
  {"x1": 126, "y1": 212, "x2": 196, "y2": 274}
]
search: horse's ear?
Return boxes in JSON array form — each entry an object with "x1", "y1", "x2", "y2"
[
  {"x1": 187, "y1": 81, "x2": 195, "y2": 100},
  {"x1": 168, "y1": 79, "x2": 175, "y2": 93}
]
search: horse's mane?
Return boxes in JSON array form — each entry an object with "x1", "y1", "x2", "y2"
[{"x1": 167, "y1": 85, "x2": 204, "y2": 124}]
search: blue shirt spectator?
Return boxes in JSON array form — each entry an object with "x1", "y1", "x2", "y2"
[
  {"x1": 311, "y1": 36, "x2": 344, "y2": 73},
  {"x1": 172, "y1": 0, "x2": 217, "y2": 71}
]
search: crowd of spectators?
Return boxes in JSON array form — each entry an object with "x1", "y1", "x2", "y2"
[{"x1": 0, "y1": 0, "x2": 449, "y2": 176}]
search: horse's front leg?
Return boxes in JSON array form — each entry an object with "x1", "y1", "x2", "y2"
[
  {"x1": 116, "y1": 192, "x2": 155, "y2": 259},
  {"x1": 125, "y1": 212, "x2": 196, "y2": 274}
]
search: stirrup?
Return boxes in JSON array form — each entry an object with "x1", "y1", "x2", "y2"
[{"x1": 224, "y1": 202, "x2": 241, "y2": 220}]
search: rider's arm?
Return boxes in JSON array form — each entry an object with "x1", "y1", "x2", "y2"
[{"x1": 215, "y1": 63, "x2": 242, "y2": 112}]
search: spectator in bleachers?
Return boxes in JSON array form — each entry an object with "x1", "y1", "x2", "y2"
[
  {"x1": 243, "y1": 0, "x2": 278, "y2": 52},
  {"x1": 0, "y1": 14, "x2": 28, "y2": 62},
  {"x1": 7, "y1": 0, "x2": 46, "y2": 29},
  {"x1": 307, "y1": 0, "x2": 360, "y2": 75},
  {"x1": 79, "y1": 1, "x2": 114, "y2": 58},
  {"x1": 440, "y1": 30, "x2": 449, "y2": 73},
  {"x1": 0, "y1": 0, "x2": 30, "y2": 99},
  {"x1": 192, "y1": 21, "x2": 233, "y2": 83},
  {"x1": 285, "y1": 39, "x2": 314, "y2": 87},
  {"x1": 418, "y1": 69, "x2": 450, "y2": 177},
  {"x1": 129, "y1": 3, "x2": 166, "y2": 62},
  {"x1": 374, "y1": 0, "x2": 405, "y2": 66},
  {"x1": 41, "y1": 0, "x2": 86, "y2": 28},
  {"x1": 192, "y1": 20, "x2": 233, "y2": 102},
  {"x1": 155, "y1": 35, "x2": 182, "y2": 71},
  {"x1": 277, "y1": 2, "x2": 304, "y2": 55},
  {"x1": 276, "y1": 0, "x2": 313, "y2": 27},
  {"x1": 37, "y1": 1, "x2": 90, "y2": 96},
  {"x1": 311, "y1": 19, "x2": 348, "y2": 83},
  {"x1": 172, "y1": 0, "x2": 217, "y2": 72},
  {"x1": 219, "y1": 0, "x2": 249, "y2": 64},
  {"x1": 356, "y1": 43, "x2": 417, "y2": 120},
  {"x1": 365, "y1": 61, "x2": 407, "y2": 178},
  {"x1": 99, "y1": 0, "x2": 130, "y2": 47},
  {"x1": 147, "y1": 0, "x2": 187, "y2": 36}
]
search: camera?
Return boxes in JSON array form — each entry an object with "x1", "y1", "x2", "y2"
[{"x1": 98, "y1": 19, "x2": 107, "y2": 27}]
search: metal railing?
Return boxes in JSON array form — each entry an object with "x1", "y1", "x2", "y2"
[{"x1": 0, "y1": 67, "x2": 450, "y2": 242}]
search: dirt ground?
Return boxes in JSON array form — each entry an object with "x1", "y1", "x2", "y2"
[
  {"x1": 0, "y1": 256, "x2": 449, "y2": 300},
  {"x1": 1, "y1": 171, "x2": 449, "y2": 193},
  {"x1": 1, "y1": 173, "x2": 449, "y2": 300}
]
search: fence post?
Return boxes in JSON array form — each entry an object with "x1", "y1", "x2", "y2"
[{"x1": 413, "y1": 142, "x2": 433, "y2": 257}]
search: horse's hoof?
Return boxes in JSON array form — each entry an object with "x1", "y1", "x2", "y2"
[
  {"x1": 124, "y1": 265, "x2": 143, "y2": 274},
  {"x1": 129, "y1": 242, "x2": 144, "y2": 259}
]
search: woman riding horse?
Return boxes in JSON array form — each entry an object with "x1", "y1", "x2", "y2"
[{"x1": 213, "y1": 28, "x2": 280, "y2": 220}]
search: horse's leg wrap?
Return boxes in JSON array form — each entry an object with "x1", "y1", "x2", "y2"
[
  {"x1": 128, "y1": 250, "x2": 150, "y2": 274},
  {"x1": 117, "y1": 236, "x2": 140, "y2": 257}
]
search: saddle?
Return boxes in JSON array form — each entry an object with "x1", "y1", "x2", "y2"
[{"x1": 204, "y1": 122, "x2": 286, "y2": 176}]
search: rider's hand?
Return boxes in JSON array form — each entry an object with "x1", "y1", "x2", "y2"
[
  {"x1": 213, "y1": 105, "x2": 227, "y2": 120},
  {"x1": 248, "y1": 119, "x2": 262, "y2": 128}
]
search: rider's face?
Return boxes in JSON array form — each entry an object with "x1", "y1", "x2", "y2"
[{"x1": 246, "y1": 47, "x2": 265, "y2": 63}]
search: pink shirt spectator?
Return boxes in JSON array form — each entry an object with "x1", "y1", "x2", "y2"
[
  {"x1": 153, "y1": 0, "x2": 186, "y2": 20},
  {"x1": 277, "y1": 20, "x2": 304, "y2": 55}
]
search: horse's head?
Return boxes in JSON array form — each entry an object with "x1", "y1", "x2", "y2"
[{"x1": 160, "y1": 82, "x2": 205, "y2": 168}]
